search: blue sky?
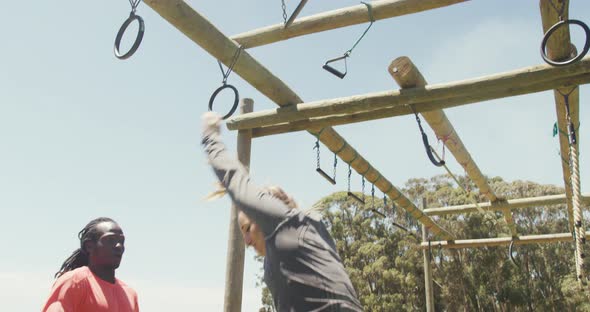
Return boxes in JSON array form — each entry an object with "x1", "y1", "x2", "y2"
[{"x1": 1, "y1": 0, "x2": 588, "y2": 310}]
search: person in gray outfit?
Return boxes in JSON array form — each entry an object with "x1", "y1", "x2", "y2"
[{"x1": 201, "y1": 112, "x2": 363, "y2": 311}]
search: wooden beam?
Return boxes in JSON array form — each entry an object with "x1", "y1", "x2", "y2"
[
  {"x1": 540, "y1": 0, "x2": 586, "y2": 286},
  {"x1": 420, "y1": 232, "x2": 590, "y2": 250},
  {"x1": 387, "y1": 57, "x2": 519, "y2": 236},
  {"x1": 541, "y1": 0, "x2": 579, "y2": 231},
  {"x1": 249, "y1": 73, "x2": 590, "y2": 137},
  {"x1": 231, "y1": 0, "x2": 468, "y2": 48},
  {"x1": 226, "y1": 57, "x2": 590, "y2": 131},
  {"x1": 424, "y1": 194, "x2": 590, "y2": 216},
  {"x1": 223, "y1": 99, "x2": 253, "y2": 312},
  {"x1": 421, "y1": 199, "x2": 435, "y2": 312},
  {"x1": 143, "y1": 0, "x2": 454, "y2": 240}
]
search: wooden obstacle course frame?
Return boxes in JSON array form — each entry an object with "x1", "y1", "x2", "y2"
[{"x1": 140, "y1": 0, "x2": 588, "y2": 308}]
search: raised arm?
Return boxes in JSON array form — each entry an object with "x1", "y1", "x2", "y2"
[{"x1": 201, "y1": 112, "x2": 290, "y2": 236}]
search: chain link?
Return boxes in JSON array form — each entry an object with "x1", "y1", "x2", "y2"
[
  {"x1": 313, "y1": 139, "x2": 320, "y2": 170},
  {"x1": 362, "y1": 177, "x2": 366, "y2": 204},
  {"x1": 281, "y1": 0, "x2": 288, "y2": 24},
  {"x1": 371, "y1": 184, "x2": 375, "y2": 208},
  {"x1": 217, "y1": 46, "x2": 243, "y2": 85},
  {"x1": 347, "y1": 164, "x2": 352, "y2": 192},
  {"x1": 333, "y1": 153, "x2": 338, "y2": 181},
  {"x1": 128, "y1": 0, "x2": 142, "y2": 13}
]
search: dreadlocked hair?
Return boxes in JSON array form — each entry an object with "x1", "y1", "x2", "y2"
[{"x1": 54, "y1": 217, "x2": 116, "y2": 278}]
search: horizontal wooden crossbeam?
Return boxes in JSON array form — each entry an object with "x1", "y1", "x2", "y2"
[
  {"x1": 226, "y1": 56, "x2": 590, "y2": 132},
  {"x1": 231, "y1": 0, "x2": 468, "y2": 48},
  {"x1": 424, "y1": 194, "x2": 590, "y2": 216},
  {"x1": 420, "y1": 232, "x2": 590, "y2": 250}
]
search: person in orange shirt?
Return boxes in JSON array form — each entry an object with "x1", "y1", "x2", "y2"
[{"x1": 42, "y1": 217, "x2": 139, "y2": 312}]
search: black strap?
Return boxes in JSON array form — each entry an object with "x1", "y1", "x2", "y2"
[{"x1": 410, "y1": 105, "x2": 445, "y2": 167}]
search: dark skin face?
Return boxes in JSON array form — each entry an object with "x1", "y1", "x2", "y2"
[{"x1": 84, "y1": 221, "x2": 125, "y2": 284}]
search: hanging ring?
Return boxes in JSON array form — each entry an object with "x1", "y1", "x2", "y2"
[
  {"x1": 208, "y1": 84, "x2": 239, "y2": 120},
  {"x1": 114, "y1": 12, "x2": 145, "y2": 60},
  {"x1": 541, "y1": 19, "x2": 590, "y2": 66}
]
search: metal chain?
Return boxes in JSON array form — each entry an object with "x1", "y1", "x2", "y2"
[
  {"x1": 128, "y1": 0, "x2": 142, "y2": 13},
  {"x1": 217, "y1": 46, "x2": 243, "y2": 85},
  {"x1": 383, "y1": 194, "x2": 387, "y2": 209},
  {"x1": 362, "y1": 176, "x2": 366, "y2": 204},
  {"x1": 371, "y1": 184, "x2": 375, "y2": 208},
  {"x1": 547, "y1": 0, "x2": 566, "y2": 20},
  {"x1": 282, "y1": 0, "x2": 288, "y2": 24},
  {"x1": 347, "y1": 164, "x2": 352, "y2": 192},
  {"x1": 333, "y1": 153, "x2": 338, "y2": 181},
  {"x1": 313, "y1": 139, "x2": 320, "y2": 170}
]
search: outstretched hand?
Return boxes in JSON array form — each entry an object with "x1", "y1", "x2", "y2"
[{"x1": 201, "y1": 111, "x2": 223, "y2": 135}]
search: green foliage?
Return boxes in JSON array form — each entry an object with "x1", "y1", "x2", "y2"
[{"x1": 258, "y1": 175, "x2": 590, "y2": 311}]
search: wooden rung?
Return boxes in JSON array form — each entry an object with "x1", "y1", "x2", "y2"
[
  {"x1": 316, "y1": 168, "x2": 336, "y2": 185},
  {"x1": 348, "y1": 191, "x2": 365, "y2": 204},
  {"x1": 420, "y1": 232, "x2": 590, "y2": 250}
]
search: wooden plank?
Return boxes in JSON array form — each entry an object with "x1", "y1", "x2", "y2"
[
  {"x1": 539, "y1": 0, "x2": 585, "y2": 285},
  {"x1": 421, "y1": 199, "x2": 435, "y2": 312},
  {"x1": 420, "y1": 232, "x2": 590, "y2": 249},
  {"x1": 250, "y1": 73, "x2": 590, "y2": 137},
  {"x1": 223, "y1": 99, "x2": 253, "y2": 312},
  {"x1": 424, "y1": 194, "x2": 590, "y2": 216},
  {"x1": 231, "y1": 0, "x2": 468, "y2": 48},
  {"x1": 143, "y1": 0, "x2": 455, "y2": 240},
  {"x1": 541, "y1": 0, "x2": 579, "y2": 231},
  {"x1": 226, "y1": 57, "x2": 590, "y2": 131}
]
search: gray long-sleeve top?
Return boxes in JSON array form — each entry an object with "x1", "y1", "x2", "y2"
[{"x1": 202, "y1": 129, "x2": 363, "y2": 312}]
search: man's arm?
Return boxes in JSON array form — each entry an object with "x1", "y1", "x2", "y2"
[
  {"x1": 201, "y1": 112, "x2": 291, "y2": 236},
  {"x1": 42, "y1": 275, "x2": 86, "y2": 312}
]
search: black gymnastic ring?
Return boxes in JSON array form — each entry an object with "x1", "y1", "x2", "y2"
[
  {"x1": 114, "y1": 12, "x2": 145, "y2": 60},
  {"x1": 208, "y1": 84, "x2": 239, "y2": 120},
  {"x1": 541, "y1": 19, "x2": 590, "y2": 66}
]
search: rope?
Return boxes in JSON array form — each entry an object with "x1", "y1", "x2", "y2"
[
  {"x1": 570, "y1": 135, "x2": 586, "y2": 284},
  {"x1": 345, "y1": 2, "x2": 375, "y2": 56}
]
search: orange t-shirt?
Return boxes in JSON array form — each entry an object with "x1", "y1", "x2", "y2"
[{"x1": 42, "y1": 266, "x2": 139, "y2": 312}]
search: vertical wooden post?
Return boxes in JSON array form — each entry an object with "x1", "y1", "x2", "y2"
[
  {"x1": 422, "y1": 198, "x2": 435, "y2": 312},
  {"x1": 223, "y1": 98, "x2": 254, "y2": 312}
]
